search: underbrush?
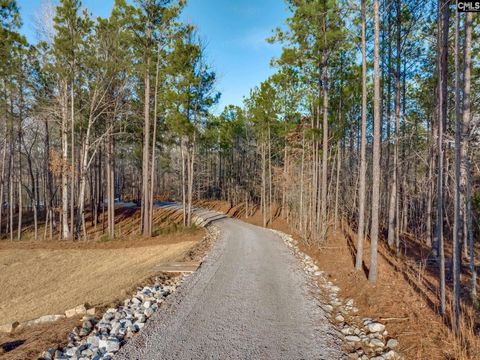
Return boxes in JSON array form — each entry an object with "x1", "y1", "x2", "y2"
[
  {"x1": 0, "y1": 206, "x2": 198, "y2": 243},
  {"x1": 153, "y1": 220, "x2": 198, "y2": 236}
]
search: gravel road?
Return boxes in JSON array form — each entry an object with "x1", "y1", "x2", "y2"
[{"x1": 115, "y1": 216, "x2": 342, "y2": 360}]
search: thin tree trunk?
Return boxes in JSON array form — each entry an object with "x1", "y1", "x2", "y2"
[
  {"x1": 187, "y1": 134, "x2": 196, "y2": 227},
  {"x1": 436, "y1": 0, "x2": 449, "y2": 316},
  {"x1": 321, "y1": 53, "x2": 329, "y2": 239},
  {"x1": 181, "y1": 139, "x2": 187, "y2": 226},
  {"x1": 76, "y1": 110, "x2": 95, "y2": 240},
  {"x1": 452, "y1": 5, "x2": 462, "y2": 332},
  {"x1": 282, "y1": 125, "x2": 288, "y2": 219},
  {"x1": 261, "y1": 142, "x2": 266, "y2": 228},
  {"x1": 142, "y1": 46, "x2": 152, "y2": 237},
  {"x1": 355, "y1": 0, "x2": 367, "y2": 271},
  {"x1": 61, "y1": 84, "x2": 69, "y2": 240},
  {"x1": 0, "y1": 141, "x2": 6, "y2": 235},
  {"x1": 462, "y1": 12, "x2": 476, "y2": 300},
  {"x1": 334, "y1": 141, "x2": 341, "y2": 230},
  {"x1": 70, "y1": 85, "x2": 75, "y2": 239},
  {"x1": 9, "y1": 147, "x2": 13, "y2": 241},
  {"x1": 299, "y1": 129, "x2": 305, "y2": 233},
  {"x1": 107, "y1": 119, "x2": 115, "y2": 238},
  {"x1": 17, "y1": 94, "x2": 23, "y2": 241},
  {"x1": 426, "y1": 116, "x2": 434, "y2": 247},
  {"x1": 369, "y1": 0, "x2": 381, "y2": 283},
  {"x1": 149, "y1": 44, "x2": 162, "y2": 235},
  {"x1": 268, "y1": 125, "x2": 272, "y2": 226},
  {"x1": 26, "y1": 153, "x2": 37, "y2": 241},
  {"x1": 388, "y1": 0, "x2": 401, "y2": 250},
  {"x1": 17, "y1": 161, "x2": 22, "y2": 241},
  {"x1": 43, "y1": 117, "x2": 51, "y2": 240}
]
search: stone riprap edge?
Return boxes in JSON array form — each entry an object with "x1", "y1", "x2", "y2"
[
  {"x1": 39, "y1": 279, "x2": 181, "y2": 360},
  {"x1": 272, "y1": 229, "x2": 404, "y2": 360},
  {"x1": 39, "y1": 225, "x2": 220, "y2": 360}
]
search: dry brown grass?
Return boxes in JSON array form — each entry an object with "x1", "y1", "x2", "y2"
[
  {"x1": 0, "y1": 207, "x2": 204, "y2": 324},
  {"x1": 0, "y1": 206, "x2": 207, "y2": 359},
  {"x1": 0, "y1": 238, "x2": 198, "y2": 324}
]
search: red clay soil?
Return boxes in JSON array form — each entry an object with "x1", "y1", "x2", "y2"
[{"x1": 198, "y1": 199, "x2": 480, "y2": 360}]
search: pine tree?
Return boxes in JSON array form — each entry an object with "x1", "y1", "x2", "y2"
[
  {"x1": 52, "y1": 0, "x2": 91, "y2": 239},
  {"x1": 355, "y1": 0, "x2": 367, "y2": 271},
  {"x1": 368, "y1": 0, "x2": 382, "y2": 283}
]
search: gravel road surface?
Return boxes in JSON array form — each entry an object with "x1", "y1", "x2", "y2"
[{"x1": 116, "y1": 215, "x2": 342, "y2": 360}]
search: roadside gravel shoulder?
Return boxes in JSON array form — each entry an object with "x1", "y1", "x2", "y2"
[{"x1": 116, "y1": 218, "x2": 343, "y2": 360}]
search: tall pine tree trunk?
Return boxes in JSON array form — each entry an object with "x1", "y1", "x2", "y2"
[
  {"x1": 321, "y1": 55, "x2": 329, "y2": 239},
  {"x1": 0, "y1": 141, "x2": 6, "y2": 235},
  {"x1": 355, "y1": 0, "x2": 368, "y2": 271},
  {"x1": 452, "y1": 5, "x2": 462, "y2": 332},
  {"x1": 149, "y1": 46, "x2": 162, "y2": 234},
  {"x1": 17, "y1": 125, "x2": 22, "y2": 241},
  {"x1": 334, "y1": 141, "x2": 341, "y2": 230},
  {"x1": 181, "y1": 139, "x2": 187, "y2": 227},
  {"x1": 61, "y1": 84, "x2": 69, "y2": 240},
  {"x1": 70, "y1": 85, "x2": 75, "y2": 239},
  {"x1": 462, "y1": 12, "x2": 476, "y2": 301},
  {"x1": 387, "y1": 0, "x2": 401, "y2": 250},
  {"x1": 299, "y1": 129, "x2": 305, "y2": 233},
  {"x1": 435, "y1": 0, "x2": 449, "y2": 316},
  {"x1": 142, "y1": 49, "x2": 152, "y2": 237},
  {"x1": 369, "y1": 0, "x2": 381, "y2": 283},
  {"x1": 107, "y1": 118, "x2": 115, "y2": 238}
]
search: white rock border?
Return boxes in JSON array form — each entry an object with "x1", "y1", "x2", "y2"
[
  {"x1": 272, "y1": 229, "x2": 404, "y2": 360},
  {"x1": 40, "y1": 225, "x2": 220, "y2": 360},
  {"x1": 40, "y1": 276, "x2": 183, "y2": 360}
]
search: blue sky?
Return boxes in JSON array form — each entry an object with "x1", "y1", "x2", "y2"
[{"x1": 16, "y1": 0, "x2": 290, "y2": 113}]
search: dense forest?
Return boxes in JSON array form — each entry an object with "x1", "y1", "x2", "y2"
[{"x1": 0, "y1": 0, "x2": 479, "y2": 346}]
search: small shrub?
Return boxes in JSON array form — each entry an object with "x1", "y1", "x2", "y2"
[{"x1": 98, "y1": 234, "x2": 111, "y2": 243}]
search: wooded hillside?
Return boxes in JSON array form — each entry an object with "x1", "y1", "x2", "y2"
[{"x1": 0, "y1": 0, "x2": 479, "y2": 353}]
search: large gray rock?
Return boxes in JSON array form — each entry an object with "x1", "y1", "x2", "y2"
[
  {"x1": 369, "y1": 338, "x2": 385, "y2": 348},
  {"x1": 386, "y1": 338, "x2": 399, "y2": 349},
  {"x1": 99, "y1": 338, "x2": 120, "y2": 353},
  {"x1": 134, "y1": 313, "x2": 146, "y2": 323},
  {"x1": 131, "y1": 297, "x2": 141, "y2": 306},
  {"x1": 103, "y1": 312, "x2": 115, "y2": 321},
  {"x1": 80, "y1": 320, "x2": 93, "y2": 336},
  {"x1": 64, "y1": 347, "x2": 78, "y2": 356},
  {"x1": 367, "y1": 322, "x2": 386, "y2": 333},
  {"x1": 134, "y1": 321, "x2": 145, "y2": 331},
  {"x1": 86, "y1": 334, "x2": 100, "y2": 348},
  {"x1": 40, "y1": 349, "x2": 55, "y2": 360},
  {"x1": 345, "y1": 335, "x2": 361, "y2": 343},
  {"x1": 110, "y1": 321, "x2": 122, "y2": 336},
  {"x1": 143, "y1": 300, "x2": 152, "y2": 309},
  {"x1": 384, "y1": 350, "x2": 401, "y2": 359}
]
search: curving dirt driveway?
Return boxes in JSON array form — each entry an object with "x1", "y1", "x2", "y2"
[{"x1": 116, "y1": 215, "x2": 342, "y2": 360}]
